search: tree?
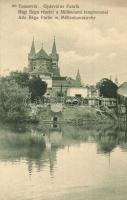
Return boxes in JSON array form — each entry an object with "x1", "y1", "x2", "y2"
[
  {"x1": 28, "y1": 76, "x2": 47, "y2": 102},
  {"x1": 0, "y1": 78, "x2": 29, "y2": 122},
  {"x1": 10, "y1": 71, "x2": 29, "y2": 87},
  {"x1": 96, "y1": 78, "x2": 118, "y2": 98}
]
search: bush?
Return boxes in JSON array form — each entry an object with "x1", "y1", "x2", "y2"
[{"x1": 0, "y1": 78, "x2": 29, "y2": 122}]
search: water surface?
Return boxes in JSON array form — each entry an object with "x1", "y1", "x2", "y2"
[{"x1": 0, "y1": 123, "x2": 127, "y2": 200}]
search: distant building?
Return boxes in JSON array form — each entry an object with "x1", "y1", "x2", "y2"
[
  {"x1": 67, "y1": 87, "x2": 88, "y2": 98},
  {"x1": 101, "y1": 98, "x2": 117, "y2": 108},
  {"x1": 87, "y1": 86, "x2": 99, "y2": 98},
  {"x1": 117, "y1": 82, "x2": 127, "y2": 98},
  {"x1": 117, "y1": 82, "x2": 127, "y2": 105},
  {"x1": 76, "y1": 69, "x2": 82, "y2": 85},
  {"x1": 115, "y1": 75, "x2": 119, "y2": 86}
]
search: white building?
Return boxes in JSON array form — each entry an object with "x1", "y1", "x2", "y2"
[
  {"x1": 40, "y1": 75, "x2": 52, "y2": 89},
  {"x1": 67, "y1": 87, "x2": 88, "y2": 98}
]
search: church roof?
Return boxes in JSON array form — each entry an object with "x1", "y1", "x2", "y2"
[
  {"x1": 67, "y1": 78, "x2": 82, "y2": 87},
  {"x1": 29, "y1": 38, "x2": 36, "y2": 57},
  {"x1": 35, "y1": 45, "x2": 50, "y2": 60},
  {"x1": 52, "y1": 76, "x2": 67, "y2": 80},
  {"x1": 117, "y1": 82, "x2": 127, "y2": 97},
  {"x1": 76, "y1": 69, "x2": 81, "y2": 83},
  {"x1": 52, "y1": 37, "x2": 57, "y2": 54}
]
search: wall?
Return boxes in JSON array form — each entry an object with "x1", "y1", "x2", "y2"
[{"x1": 67, "y1": 87, "x2": 88, "y2": 98}]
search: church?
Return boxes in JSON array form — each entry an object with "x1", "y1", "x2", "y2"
[
  {"x1": 28, "y1": 37, "x2": 60, "y2": 77},
  {"x1": 25, "y1": 37, "x2": 84, "y2": 98}
]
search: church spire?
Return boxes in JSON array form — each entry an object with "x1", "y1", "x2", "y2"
[
  {"x1": 50, "y1": 36, "x2": 60, "y2": 76},
  {"x1": 29, "y1": 37, "x2": 35, "y2": 57},
  {"x1": 115, "y1": 75, "x2": 118, "y2": 86},
  {"x1": 52, "y1": 36, "x2": 57, "y2": 54},
  {"x1": 41, "y1": 41, "x2": 44, "y2": 49},
  {"x1": 76, "y1": 69, "x2": 81, "y2": 85}
]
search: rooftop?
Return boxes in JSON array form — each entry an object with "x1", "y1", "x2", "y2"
[{"x1": 117, "y1": 82, "x2": 127, "y2": 97}]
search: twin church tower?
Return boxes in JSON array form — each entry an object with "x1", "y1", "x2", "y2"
[{"x1": 28, "y1": 37, "x2": 60, "y2": 77}]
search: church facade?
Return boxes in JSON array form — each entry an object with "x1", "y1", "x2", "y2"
[{"x1": 28, "y1": 37, "x2": 60, "y2": 77}]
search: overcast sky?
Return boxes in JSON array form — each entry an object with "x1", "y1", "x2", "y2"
[{"x1": 0, "y1": 0, "x2": 127, "y2": 85}]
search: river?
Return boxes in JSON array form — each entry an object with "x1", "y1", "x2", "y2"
[{"x1": 0, "y1": 123, "x2": 127, "y2": 200}]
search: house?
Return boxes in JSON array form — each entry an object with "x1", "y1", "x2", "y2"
[
  {"x1": 101, "y1": 98, "x2": 117, "y2": 108},
  {"x1": 67, "y1": 87, "x2": 88, "y2": 98},
  {"x1": 117, "y1": 82, "x2": 127, "y2": 113},
  {"x1": 117, "y1": 82, "x2": 127, "y2": 100},
  {"x1": 88, "y1": 98, "x2": 99, "y2": 107}
]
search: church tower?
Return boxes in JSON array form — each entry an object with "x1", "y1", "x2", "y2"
[
  {"x1": 76, "y1": 69, "x2": 82, "y2": 85},
  {"x1": 28, "y1": 38, "x2": 36, "y2": 72},
  {"x1": 50, "y1": 37, "x2": 60, "y2": 76}
]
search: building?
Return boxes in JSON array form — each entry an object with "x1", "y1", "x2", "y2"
[
  {"x1": 25, "y1": 37, "x2": 83, "y2": 97},
  {"x1": 117, "y1": 82, "x2": 127, "y2": 107},
  {"x1": 115, "y1": 75, "x2": 119, "y2": 86},
  {"x1": 117, "y1": 82, "x2": 127, "y2": 98},
  {"x1": 67, "y1": 87, "x2": 88, "y2": 98},
  {"x1": 76, "y1": 69, "x2": 82, "y2": 85},
  {"x1": 100, "y1": 98, "x2": 117, "y2": 108},
  {"x1": 28, "y1": 37, "x2": 60, "y2": 77},
  {"x1": 52, "y1": 76, "x2": 82, "y2": 97}
]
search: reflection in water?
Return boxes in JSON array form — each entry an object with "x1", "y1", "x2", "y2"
[
  {"x1": 0, "y1": 123, "x2": 127, "y2": 199},
  {"x1": 0, "y1": 123, "x2": 127, "y2": 172},
  {"x1": 97, "y1": 126, "x2": 118, "y2": 154},
  {"x1": 0, "y1": 123, "x2": 127, "y2": 175},
  {"x1": 27, "y1": 146, "x2": 57, "y2": 178}
]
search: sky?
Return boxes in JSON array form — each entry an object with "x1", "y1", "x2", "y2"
[{"x1": 0, "y1": 0, "x2": 127, "y2": 85}]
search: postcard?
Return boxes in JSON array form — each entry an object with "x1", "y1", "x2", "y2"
[{"x1": 0, "y1": 0, "x2": 127, "y2": 200}]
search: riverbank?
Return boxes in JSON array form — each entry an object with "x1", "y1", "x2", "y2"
[
  {"x1": 0, "y1": 103, "x2": 117, "y2": 127},
  {"x1": 37, "y1": 105, "x2": 117, "y2": 127}
]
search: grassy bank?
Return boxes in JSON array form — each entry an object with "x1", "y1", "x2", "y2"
[{"x1": 37, "y1": 105, "x2": 117, "y2": 126}]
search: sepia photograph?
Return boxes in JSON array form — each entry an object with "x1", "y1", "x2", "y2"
[{"x1": 0, "y1": 0, "x2": 127, "y2": 199}]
